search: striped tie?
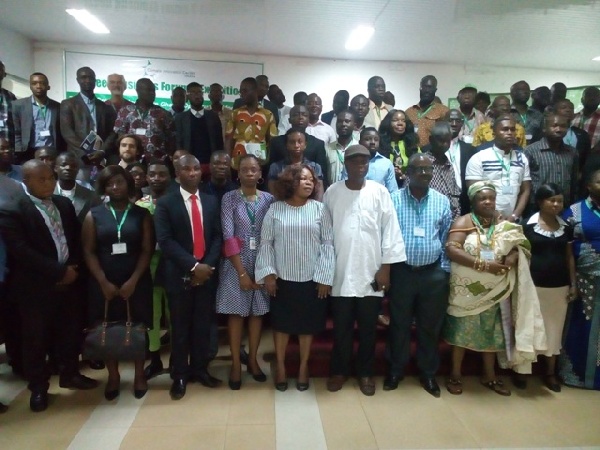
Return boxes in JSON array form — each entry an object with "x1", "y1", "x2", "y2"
[{"x1": 41, "y1": 199, "x2": 70, "y2": 263}]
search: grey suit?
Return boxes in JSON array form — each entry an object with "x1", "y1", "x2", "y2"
[
  {"x1": 54, "y1": 183, "x2": 102, "y2": 223},
  {"x1": 59, "y1": 93, "x2": 116, "y2": 159},
  {"x1": 12, "y1": 96, "x2": 64, "y2": 155}
]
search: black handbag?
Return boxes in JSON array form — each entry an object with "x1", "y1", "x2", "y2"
[{"x1": 83, "y1": 297, "x2": 147, "y2": 361}]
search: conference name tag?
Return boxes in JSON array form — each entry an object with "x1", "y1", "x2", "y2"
[
  {"x1": 111, "y1": 243, "x2": 128, "y2": 255},
  {"x1": 245, "y1": 143, "x2": 267, "y2": 160},
  {"x1": 249, "y1": 237, "x2": 257, "y2": 250},
  {"x1": 462, "y1": 135, "x2": 473, "y2": 144},
  {"x1": 40, "y1": 130, "x2": 51, "y2": 137},
  {"x1": 0, "y1": 120, "x2": 4, "y2": 127},
  {"x1": 480, "y1": 250, "x2": 495, "y2": 261},
  {"x1": 501, "y1": 185, "x2": 514, "y2": 195},
  {"x1": 135, "y1": 128, "x2": 147, "y2": 136},
  {"x1": 525, "y1": 134, "x2": 533, "y2": 141},
  {"x1": 413, "y1": 226, "x2": 425, "y2": 237}
]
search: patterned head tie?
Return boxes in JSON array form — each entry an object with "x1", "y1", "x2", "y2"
[{"x1": 468, "y1": 181, "x2": 496, "y2": 201}]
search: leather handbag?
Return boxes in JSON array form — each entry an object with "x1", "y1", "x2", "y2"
[{"x1": 83, "y1": 297, "x2": 147, "y2": 361}]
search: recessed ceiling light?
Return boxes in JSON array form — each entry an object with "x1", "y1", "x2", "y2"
[
  {"x1": 593, "y1": 56, "x2": 600, "y2": 61},
  {"x1": 66, "y1": 9, "x2": 110, "y2": 34},
  {"x1": 345, "y1": 25, "x2": 374, "y2": 51}
]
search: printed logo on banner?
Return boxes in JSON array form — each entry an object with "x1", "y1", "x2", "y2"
[{"x1": 65, "y1": 51, "x2": 263, "y2": 109}]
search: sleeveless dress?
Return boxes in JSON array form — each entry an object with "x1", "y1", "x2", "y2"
[{"x1": 87, "y1": 203, "x2": 153, "y2": 326}]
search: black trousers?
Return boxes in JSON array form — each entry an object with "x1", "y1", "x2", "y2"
[
  {"x1": 387, "y1": 262, "x2": 449, "y2": 378},
  {"x1": 330, "y1": 296, "x2": 381, "y2": 377},
  {"x1": 167, "y1": 283, "x2": 213, "y2": 381},
  {"x1": 19, "y1": 287, "x2": 83, "y2": 392}
]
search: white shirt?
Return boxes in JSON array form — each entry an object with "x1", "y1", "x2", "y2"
[
  {"x1": 277, "y1": 105, "x2": 291, "y2": 136},
  {"x1": 327, "y1": 136, "x2": 360, "y2": 184},
  {"x1": 446, "y1": 139, "x2": 462, "y2": 188},
  {"x1": 323, "y1": 180, "x2": 406, "y2": 297},
  {"x1": 363, "y1": 100, "x2": 392, "y2": 130},
  {"x1": 465, "y1": 146, "x2": 531, "y2": 217},
  {"x1": 180, "y1": 186, "x2": 204, "y2": 244},
  {"x1": 190, "y1": 107, "x2": 204, "y2": 118},
  {"x1": 306, "y1": 120, "x2": 336, "y2": 145}
]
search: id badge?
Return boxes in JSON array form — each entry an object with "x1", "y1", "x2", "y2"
[
  {"x1": 525, "y1": 134, "x2": 533, "y2": 141},
  {"x1": 245, "y1": 143, "x2": 267, "y2": 160},
  {"x1": 413, "y1": 125, "x2": 419, "y2": 133},
  {"x1": 0, "y1": 120, "x2": 4, "y2": 127},
  {"x1": 462, "y1": 135, "x2": 473, "y2": 144},
  {"x1": 249, "y1": 237, "x2": 257, "y2": 250},
  {"x1": 135, "y1": 128, "x2": 147, "y2": 136},
  {"x1": 480, "y1": 250, "x2": 495, "y2": 261},
  {"x1": 413, "y1": 226, "x2": 425, "y2": 237},
  {"x1": 501, "y1": 185, "x2": 514, "y2": 195},
  {"x1": 111, "y1": 243, "x2": 128, "y2": 255},
  {"x1": 40, "y1": 129, "x2": 51, "y2": 137}
]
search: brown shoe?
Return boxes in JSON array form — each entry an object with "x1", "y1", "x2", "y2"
[
  {"x1": 358, "y1": 377, "x2": 376, "y2": 396},
  {"x1": 326, "y1": 375, "x2": 347, "y2": 392}
]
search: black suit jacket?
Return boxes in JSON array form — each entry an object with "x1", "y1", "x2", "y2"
[
  {"x1": 233, "y1": 98, "x2": 280, "y2": 127},
  {"x1": 0, "y1": 195, "x2": 81, "y2": 305},
  {"x1": 268, "y1": 134, "x2": 330, "y2": 186},
  {"x1": 54, "y1": 184, "x2": 102, "y2": 223},
  {"x1": 174, "y1": 110, "x2": 224, "y2": 158},
  {"x1": 321, "y1": 110, "x2": 335, "y2": 125},
  {"x1": 154, "y1": 190, "x2": 222, "y2": 291},
  {"x1": 457, "y1": 141, "x2": 477, "y2": 215},
  {"x1": 12, "y1": 96, "x2": 65, "y2": 153},
  {"x1": 59, "y1": 94, "x2": 117, "y2": 159}
]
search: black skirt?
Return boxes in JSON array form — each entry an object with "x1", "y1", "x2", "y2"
[{"x1": 270, "y1": 279, "x2": 327, "y2": 335}]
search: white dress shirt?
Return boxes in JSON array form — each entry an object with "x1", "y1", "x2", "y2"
[
  {"x1": 306, "y1": 120, "x2": 336, "y2": 145},
  {"x1": 180, "y1": 186, "x2": 204, "y2": 242}
]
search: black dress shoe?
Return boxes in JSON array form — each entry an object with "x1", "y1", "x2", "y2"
[
  {"x1": 104, "y1": 388, "x2": 120, "y2": 401},
  {"x1": 88, "y1": 360, "x2": 105, "y2": 370},
  {"x1": 170, "y1": 379, "x2": 187, "y2": 400},
  {"x1": 228, "y1": 379, "x2": 242, "y2": 390},
  {"x1": 30, "y1": 391, "x2": 48, "y2": 412},
  {"x1": 134, "y1": 388, "x2": 148, "y2": 399},
  {"x1": 383, "y1": 374, "x2": 404, "y2": 391},
  {"x1": 143, "y1": 359, "x2": 164, "y2": 380},
  {"x1": 420, "y1": 377, "x2": 441, "y2": 398},
  {"x1": 247, "y1": 367, "x2": 267, "y2": 382},
  {"x1": 196, "y1": 371, "x2": 222, "y2": 388},
  {"x1": 59, "y1": 373, "x2": 99, "y2": 390},
  {"x1": 239, "y1": 348, "x2": 249, "y2": 366}
]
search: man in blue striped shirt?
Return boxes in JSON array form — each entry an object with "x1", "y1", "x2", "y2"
[{"x1": 386, "y1": 154, "x2": 452, "y2": 397}]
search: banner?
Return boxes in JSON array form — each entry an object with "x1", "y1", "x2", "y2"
[{"x1": 64, "y1": 51, "x2": 263, "y2": 109}]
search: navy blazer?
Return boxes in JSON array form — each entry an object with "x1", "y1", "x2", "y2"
[
  {"x1": 0, "y1": 195, "x2": 81, "y2": 304},
  {"x1": 154, "y1": 189, "x2": 222, "y2": 291},
  {"x1": 174, "y1": 109, "x2": 224, "y2": 158},
  {"x1": 320, "y1": 110, "x2": 335, "y2": 126},
  {"x1": 12, "y1": 96, "x2": 65, "y2": 153}
]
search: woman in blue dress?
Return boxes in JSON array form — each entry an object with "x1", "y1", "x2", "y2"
[{"x1": 216, "y1": 155, "x2": 274, "y2": 390}]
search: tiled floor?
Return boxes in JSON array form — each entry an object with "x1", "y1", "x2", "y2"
[{"x1": 1, "y1": 333, "x2": 600, "y2": 450}]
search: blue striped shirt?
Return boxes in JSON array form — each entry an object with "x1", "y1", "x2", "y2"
[
  {"x1": 255, "y1": 199, "x2": 335, "y2": 285},
  {"x1": 391, "y1": 186, "x2": 452, "y2": 272},
  {"x1": 342, "y1": 152, "x2": 398, "y2": 194}
]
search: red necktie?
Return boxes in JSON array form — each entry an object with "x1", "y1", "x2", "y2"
[{"x1": 189, "y1": 194, "x2": 205, "y2": 260}]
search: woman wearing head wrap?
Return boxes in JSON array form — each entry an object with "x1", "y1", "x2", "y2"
[{"x1": 442, "y1": 181, "x2": 547, "y2": 396}]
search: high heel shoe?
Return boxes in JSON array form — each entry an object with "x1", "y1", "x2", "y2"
[
  {"x1": 104, "y1": 388, "x2": 120, "y2": 401},
  {"x1": 134, "y1": 388, "x2": 148, "y2": 399},
  {"x1": 247, "y1": 366, "x2": 267, "y2": 382},
  {"x1": 275, "y1": 381, "x2": 288, "y2": 391},
  {"x1": 296, "y1": 380, "x2": 309, "y2": 391},
  {"x1": 228, "y1": 379, "x2": 242, "y2": 390}
]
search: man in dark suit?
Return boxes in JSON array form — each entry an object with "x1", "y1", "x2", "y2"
[
  {"x1": 0, "y1": 160, "x2": 98, "y2": 412},
  {"x1": 0, "y1": 60, "x2": 17, "y2": 149},
  {"x1": 59, "y1": 67, "x2": 117, "y2": 180},
  {"x1": 268, "y1": 105, "x2": 330, "y2": 186},
  {"x1": 321, "y1": 89, "x2": 350, "y2": 127},
  {"x1": 446, "y1": 109, "x2": 477, "y2": 215},
  {"x1": 154, "y1": 154, "x2": 222, "y2": 400},
  {"x1": 12, "y1": 72, "x2": 64, "y2": 163},
  {"x1": 53, "y1": 152, "x2": 102, "y2": 223},
  {"x1": 233, "y1": 75, "x2": 279, "y2": 127},
  {"x1": 175, "y1": 82, "x2": 223, "y2": 180}
]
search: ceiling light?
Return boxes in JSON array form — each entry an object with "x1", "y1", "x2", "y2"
[
  {"x1": 345, "y1": 25, "x2": 374, "y2": 51},
  {"x1": 66, "y1": 9, "x2": 110, "y2": 34},
  {"x1": 593, "y1": 56, "x2": 600, "y2": 61}
]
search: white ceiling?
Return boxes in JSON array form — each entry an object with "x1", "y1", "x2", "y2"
[{"x1": 1, "y1": 0, "x2": 600, "y2": 72}]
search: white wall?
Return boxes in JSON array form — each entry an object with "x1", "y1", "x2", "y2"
[
  {"x1": 0, "y1": 26, "x2": 33, "y2": 80},
  {"x1": 35, "y1": 42, "x2": 599, "y2": 110}
]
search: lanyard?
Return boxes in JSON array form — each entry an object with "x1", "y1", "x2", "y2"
[
  {"x1": 462, "y1": 113, "x2": 474, "y2": 132},
  {"x1": 36, "y1": 102, "x2": 47, "y2": 120},
  {"x1": 471, "y1": 213, "x2": 495, "y2": 248},
  {"x1": 336, "y1": 148, "x2": 344, "y2": 164},
  {"x1": 493, "y1": 147, "x2": 512, "y2": 182},
  {"x1": 520, "y1": 113, "x2": 527, "y2": 126},
  {"x1": 240, "y1": 190, "x2": 259, "y2": 226},
  {"x1": 109, "y1": 203, "x2": 131, "y2": 242},
  {"x1": 448, "y1": 141, "x2": 460, "y2": 164},
  {"x1": 136, "y1": 106, "x2": 150, "y2": 121},
  {"x1": 417, "y1": 104, "x2": 433, "y2": 119}
]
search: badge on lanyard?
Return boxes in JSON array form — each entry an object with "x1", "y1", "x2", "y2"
[
  {"x1": 462, "y1": 135, "x2": 473, "y2": 144},
  {"x1": 480, "y1": 249, "x2": 495, "y2": 261},
  {"x1": 501, "y1": 185, "x2": 514, "y2": 195},
  {"x1": 109, "y1": 203, "x2": 131, "y2": 255},
  {"x1": 111, "y1": 242, "x2": 128, "y2": 255},
  {"x1": 413, "y1": 226, "x2": 425, "y2": 237},
  {"x1": 40, "y1": 130, "x2": 51, "y2": 137},
  {"x1": 249, "y1": 237, "x2": 257, "y2": 250},
  {"x1": 135, "y1": 128, "x2": 147, "y2": 136}
]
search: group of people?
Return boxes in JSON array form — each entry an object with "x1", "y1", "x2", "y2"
[{"x1": 1, "y1": 57, "x2": 600, "y2": 415}]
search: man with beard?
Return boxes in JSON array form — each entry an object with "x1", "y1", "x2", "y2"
[
  {"x1": 105, "y1": 74, "x2": 133, "y2": 114},
  {"x1": 406, "y1": 75, "x2": 449, "y2": 146}
]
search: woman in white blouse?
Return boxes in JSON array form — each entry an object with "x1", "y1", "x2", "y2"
[{"x1": 255, "y1": 164, "x2": 335, "y2": 391}]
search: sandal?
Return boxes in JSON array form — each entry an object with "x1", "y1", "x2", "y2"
[
  {"x1": 481, "y1": 379, "x2": 511, "y2": 396},
  {"x1": 445, "y1": 377, "x2": 463, "y2": 395}
]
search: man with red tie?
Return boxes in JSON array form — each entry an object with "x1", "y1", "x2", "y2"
[{"x1": 154, "y1": 154, "x2": 223, "y2": 400}]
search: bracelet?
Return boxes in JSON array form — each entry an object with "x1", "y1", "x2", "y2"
[
  {"x1": 445, "y1": 241, "x2": 463, "y2": 249},
  {"x1": 473, "y1": 257, "x2": 480, "y2": 270}
]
